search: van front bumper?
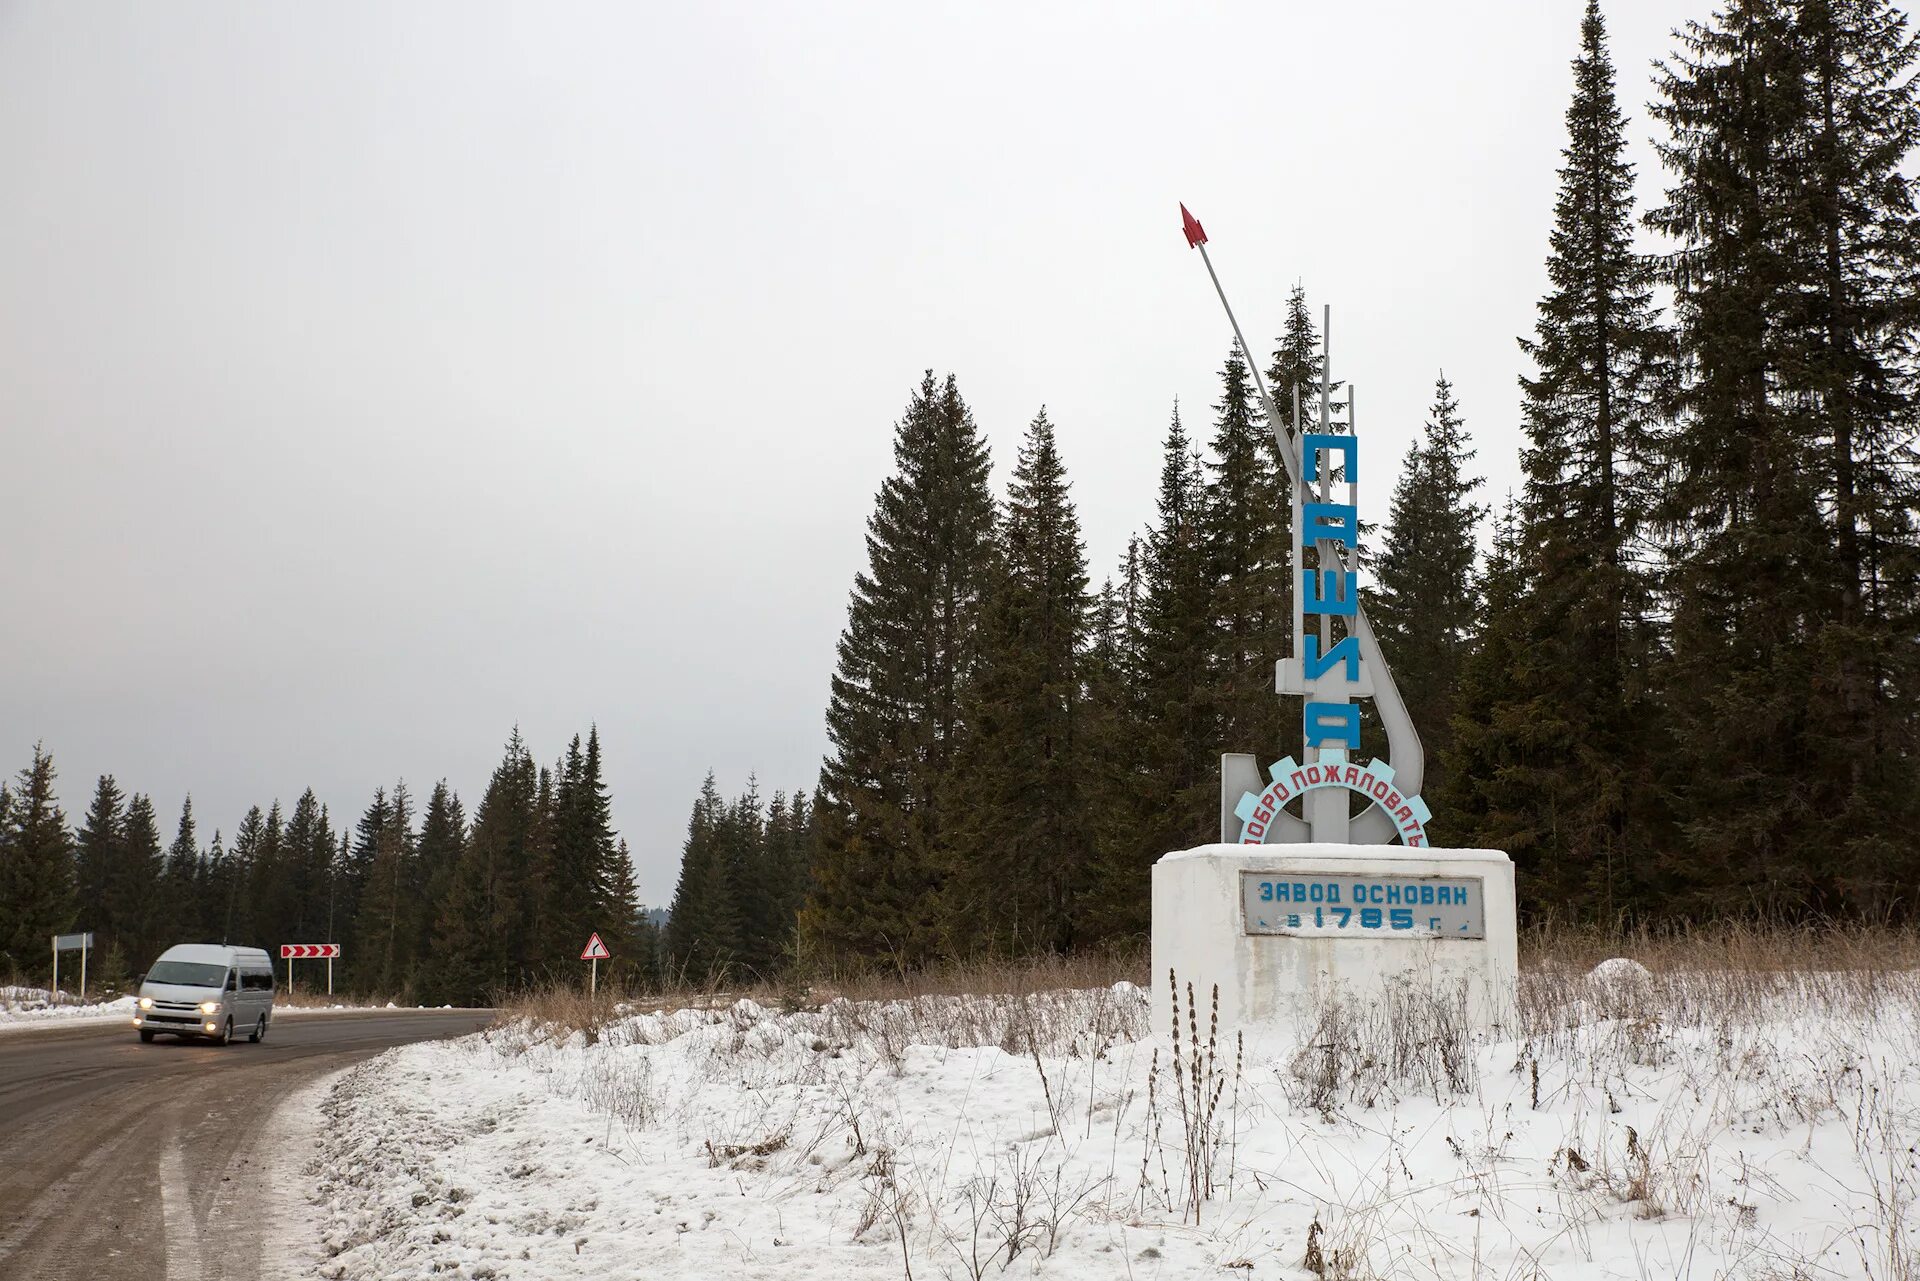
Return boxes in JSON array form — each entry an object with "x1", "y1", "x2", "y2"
[{"x1": 133, "y1": 1013, "x2": 225, "y2": 1034}]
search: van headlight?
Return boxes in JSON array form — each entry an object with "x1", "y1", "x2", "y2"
[
  {"x1": 199, "y1": 1001, "x2": 220, "y2": 1014},
  {"x1": 138, "y1": 997, "x2": 154, "y2": 1009}
]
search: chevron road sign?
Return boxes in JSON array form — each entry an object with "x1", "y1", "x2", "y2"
[{"x1": 280, "y1": 943, "x2": 341, "y2": 996}]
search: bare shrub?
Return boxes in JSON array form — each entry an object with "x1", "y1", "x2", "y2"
[{"x1": 1284, "y1": 975, "x2": 1477, "y2": 1117}]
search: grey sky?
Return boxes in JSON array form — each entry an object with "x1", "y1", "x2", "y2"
[{"x1": 1, "y1": 1, "x2": 1684, "y2": 905}]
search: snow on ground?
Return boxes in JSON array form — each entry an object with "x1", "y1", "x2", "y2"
[
  {"x1": 0, "y1": 985, "x2": 137, "y2": 1028},
  {"x1": 303, "y1": 969, "x2": 1920, "y2": 1280},
  {"x1": 0, "y1": 987, "x2": 439, "y2": 1032}
]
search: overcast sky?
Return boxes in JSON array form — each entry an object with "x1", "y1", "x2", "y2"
[{"x1": 0, "y1": 1, "x2": 1689, "y2": 907}]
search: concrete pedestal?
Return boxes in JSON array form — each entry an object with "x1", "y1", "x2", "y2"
[{"x1": 1149, "y1": 843, "x2": 1518, "y2": 1036}]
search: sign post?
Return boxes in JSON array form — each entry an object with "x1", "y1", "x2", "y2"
[
  {"x1": 51, "y1": 932, "x2": 94, "y2": 1002},
  {"x1": 1149, "y1": 205, "x2": 1518, "y2": 1032},
  {"x1": 280, "y1": 944, "x2": 341, "y2": 995},
  {"x1": 580, "y1": 932, "x2": 611, "y2": 996}
]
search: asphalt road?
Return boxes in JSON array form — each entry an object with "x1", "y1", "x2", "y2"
[{"x1": 0, "y1": 1008, "x2": 493, "y2": 1281}]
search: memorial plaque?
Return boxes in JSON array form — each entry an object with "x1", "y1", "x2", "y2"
[{"x1": 1240, "y1": 871, "x2": 1485, "y2": 939}]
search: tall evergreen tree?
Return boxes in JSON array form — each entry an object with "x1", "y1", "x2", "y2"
[
  {"x1": 665, "y1": 773, "x2": 734, "y2": 979},
  {"x1": 73, "y1": 776, "x2": 125, "y2": 946},
  {"x1": 226, "y1": 805, "x2": 267, "y2": 943},
  {"x1": 353, "y1": 782, "x2": 416, "y2": 995},
  {"x1": 807, "y1": 372, "x2": 996, "y2": 965},
  {"x1": 0, "y1": 747, "x2": 74, "y2": 978},
  {"x1": 1647, "y1": 0, "x2": 1920, "y2": 913},
  {"x1": 112, "y1": 794, "x2": 164, "y2": 966},
  {"x1": 1369, "y1": 375, "x2": 1487, "y2": 795},
  {"x1": 942, "y1": 408, "x2": 1092, "y2": 954},
  {"x1": 431, "y1": 733, "x2": 536, "y2": 1002},
  {"x1": 412, "y1": 780, "x2": 465, "y2": 974},
  {"x1": 1085, "y1": 407, "x2": 1217, "y2": 937},
  {"x1": 1201, "y1": 350, "x2": 1294, "y2": 776},
  {"x1": 161, "y1": 797, "x2": 200, "y2": 939},
  {"x1": 1268, "y1": 286, "x2": 1329, "y2": 443},
  {"x1": 1444, "y1": 0, "x2": 1669, "y2": 913}
]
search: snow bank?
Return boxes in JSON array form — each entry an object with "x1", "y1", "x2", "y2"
[
  {"x1": 0, "y1": 985, "x2": 137, "y2": 1030},
  {"x1": 302, "y1": 971, "x2": 1920, "y2": 1279}
]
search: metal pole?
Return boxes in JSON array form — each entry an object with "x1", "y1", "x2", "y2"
[
  {"x1": 79, "y1": 941, "x2": 87, "y2": 1001},
  {"x1": 1194, "y1": 242, "x2": 1304, "y2": 488},
  {"x1": 50, "y1": 937, "x2": 57, "y2": 1001},
  {"x1": 590, "y1": 957, "x2": 598, "y2": 998},
  {"x1": 327, "y1": 956, "x2": 333, "y2": 997}
]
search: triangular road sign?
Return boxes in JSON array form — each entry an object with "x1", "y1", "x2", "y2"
[{"x1": 580, "y1": 932, "x2": 611, "y2": 961}]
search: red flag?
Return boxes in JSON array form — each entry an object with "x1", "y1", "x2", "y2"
[{"x1": 1180, "y1": 203, "x2": 1207, "y2": 248}]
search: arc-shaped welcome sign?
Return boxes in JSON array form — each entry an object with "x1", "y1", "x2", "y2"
[{"x1": 1233, "y1": 755, "x2": 1431, "y2": 848}]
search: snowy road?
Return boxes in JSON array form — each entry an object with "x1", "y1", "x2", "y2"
[{"x1": 0, "y1": 1008, "x2": 492, "y2": 1281}]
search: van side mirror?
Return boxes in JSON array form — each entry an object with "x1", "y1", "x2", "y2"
[{"x1": 226, "y1": 971, "x2": 239, "y2": 991}]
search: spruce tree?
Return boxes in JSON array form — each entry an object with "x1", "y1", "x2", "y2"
[
  {"x1": 112, "y1": 794, "x2": 164, "y2": 966},
  {"x1": 1201, "y1": 350, "x2": 1294, "y2": 779},
  {"x1": 431, "y1": 732, "x2": 536, "y2": 1003},
  {"x1": 1647, "y1": 0, "x2": 1920, "y2": 913},
  {"x1": 1268, "y1": 285, "x2": 1328, "y2": 444},
  {"x1": 941, "y1": 408, "x2": 1092, "y2": 954},
  {"x1": 280, "y1": 790, "x2": 335, "y2": 943},
  {"x1": 225, "y1": 806, "x2": 266, "y2": 943},
  {"x1": 1369, "y1": 375, "x2": 1487, "y2": 794},
  {"x1": 412, "y1": 781, "x2": 465, "y2": 977},
  {"x1": 665, "y1": 773, "x2": 734, "y2": 979},
  {"x1": 1085, "y1": 408, "x2": 1218, "y2": 937},
  {"x1": 0, "y1": 747, "x2": 74, "y2": 978},
  {"x1": 1443, "y1": 0, "x2": 1670, "y2": 913},
  {"x1": 353, "y1": 782, "x2": 416, "y2": 995},
  {"x1": 807, "y1": 372, "x2": 996, "y2": 965},
  {"x1": 162, "y1": 797, "x2": 200, "y2": 940},
  {"x1": 73, "y1": 776, "x2": 124, "y2": 944},
  {"x1": 721, "y1": 779, "x2": 772, "y2": 976}
]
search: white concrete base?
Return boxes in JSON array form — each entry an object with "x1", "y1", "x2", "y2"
[{"x1": 1149, "y1": 843, "x2": 1518, "y2": 1037}]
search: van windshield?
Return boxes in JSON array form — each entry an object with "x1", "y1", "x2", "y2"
[{"x1": 145, "y1": 961, "x2": 227, "y2": 988}]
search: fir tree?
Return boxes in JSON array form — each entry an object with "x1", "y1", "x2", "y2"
[
  {"x1": 1085, "y1": 408, "x2": 1217, "y2": 937},
  {"x1": 430, "y1": 732, "x2": 536, "y2": 1003},
  {"x1": 1647, "y1": 0, "x2": 1920, "y2": 912},
  {"x1": 1369, "y1": 375, "x2": 1487, "y2": 794},
  {"x1": 162, "y1": 797, "x2": 200, "y2": 940},
  {"x1": 942, "y1": 408, "x2": 1092, "y2": 954},
  {"x1": 73, "y1": 776, "x2": 125, "y2": 945},
  {"x1": 280, "y1": 790, "x2": 335, "y2": 943},
  {"x1": 226, "y1": 806, "x2": 267, "y2": 943},
  {"x1": 807, "y1": 372, "x2": 996, "y2": 965},
  {"x1": 0, "y1": 747, "x2": 74, "y2": 977},
  {"x1": 1270, "y1": 288, "x2": 1328, "y2": 435},
  {"x1": 353, "y1": 782, "x2": 416, "y2": 995},
  {"x1": 112, "y1": 794, "x2": 164, "y2": 966},
  {"x1": 412, "y1": 781, "x2": 465, "y2": 971},
  {"x1": 1444, "y1": 0, "x2": 1670, "y2": 912},
  {"x1": 665, "y1": 773, "x2": 734, "y2": 979},
  {"x1": 1201, "y1": 350, "x2": 1294, "y2": 776}
]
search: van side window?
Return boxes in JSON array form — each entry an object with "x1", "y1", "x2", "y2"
[
  {"x1": 244, "y1": 968, "x2": 273, "y2": 992},
  {"x1": 226, "y1": 970, "x2": 239, "y2": 991}
]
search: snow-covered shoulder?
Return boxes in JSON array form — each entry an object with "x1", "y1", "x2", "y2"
[{"x1": 301, "y1": 970, "x2": 1920, "y2": 1280}]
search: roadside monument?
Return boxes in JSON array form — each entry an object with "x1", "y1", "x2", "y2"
[{"x1": 1152, "y1": 207, "x2": 1517, "y2": 1031}]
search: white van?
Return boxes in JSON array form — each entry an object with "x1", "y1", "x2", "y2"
[{"x1": 133, "y1": 944, "x2": 276, "y2": 1044}]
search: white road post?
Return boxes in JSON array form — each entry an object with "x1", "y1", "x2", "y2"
[
  {"x1": 50, "y1": 937, "x2": 57, "y2": 1002},
  {"x1": 590, "y1": 956, "x2": 598, "y2": 998},
  {"x1": 79, "y1": 937, "x2": 87, "y2": 1001}
]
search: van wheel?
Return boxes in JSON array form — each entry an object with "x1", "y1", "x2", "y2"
[
  {"x1": 138, "y1": 1030, "x2": 156, "y2": 1043},
  {"x1": 217, "y1": 1018, "x2": 233, "y2": 1046},
  {"x1": 249, "y1": 1015, "x2": 266, "y2": 1044}
]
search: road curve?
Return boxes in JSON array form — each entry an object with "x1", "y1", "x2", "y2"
[{"x1": 0, "y1": 1008, "x2": 493, "y2": 1281}]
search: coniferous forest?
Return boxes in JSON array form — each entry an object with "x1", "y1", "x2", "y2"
[{"x1": 5, "y1": 1, "x2": 1919, "y2": 998}]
